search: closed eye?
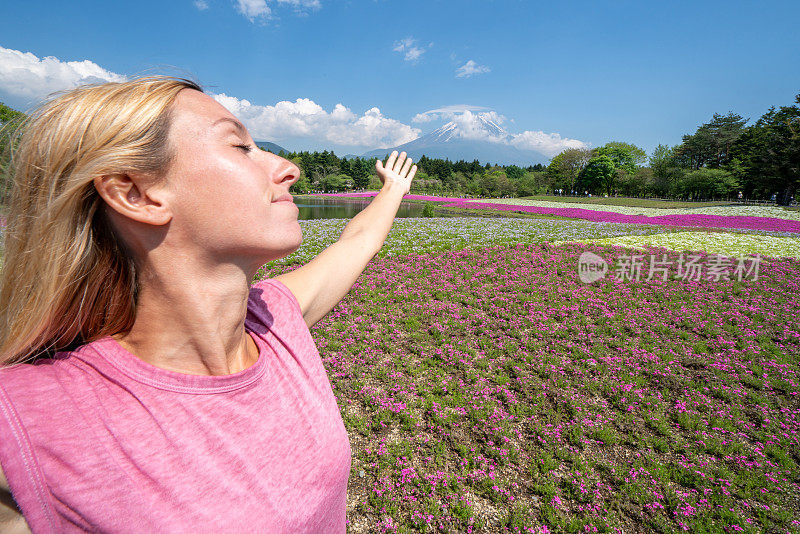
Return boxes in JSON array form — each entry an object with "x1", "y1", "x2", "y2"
[{"x1": 234, "y1": 144, "x2": 254, "y2": 153}]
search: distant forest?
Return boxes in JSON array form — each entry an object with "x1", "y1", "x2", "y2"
[{"x1": 1, "y1": 92, "x2": 798, "y2": 205}]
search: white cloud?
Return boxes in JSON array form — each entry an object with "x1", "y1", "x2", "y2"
[
  {"x1": 411, "y1": 113, "x2": 435, "y2": 123},
  {"x1": 214, "y1": 94, "x2": 421, "y2": 148},
  {"x1": 412, "y1": 105, "x2": 490, "y2": 123},
  {"x1": 275, "y1": 0, "x2": 320, "y2": 9},
  {"x1": 510, "y1": 130, "x2": 589, "y2": 157},
  {"x1": 456, "y1": 60, "x2": 490, "y2": 78},
  {"x1": 0, "y1": 45, "x2": 417, "y2": 150},
  {"x1": 0, "y1": 46, "x2": 127, "y2": 104},
  {"x1": 234, "y1": 0, "x2": 320, "y2": 21},
  {"x1": 393, "y1": 37, "x2": 426, "y2": 63},
  {"x1": 236, "y1": 0, "x2": 271, "y2": 21},
  {"x1": 194, "y1": 0, "x2": 209, "y2": 10}
]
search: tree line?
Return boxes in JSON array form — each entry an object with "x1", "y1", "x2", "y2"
[
  {"x1": 0, "y1": 103, "x2": 26, "y2": 204},
  {"x1": 2, "y1": 92, "x2": 798, "y2": 204},
  {"x1": 278, "y1": 150, "x2": 547, "y2": 197},
  {"x1": 645, "y1": 94, "x2": 799, "y2": 205}
]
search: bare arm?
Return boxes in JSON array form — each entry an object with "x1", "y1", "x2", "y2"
[
  {"x1": 275, "y1": 151, "x2": 416, "y2": 328},
  {"x1": 0, "y1": 466, "x2": 32, "y2": 534}
]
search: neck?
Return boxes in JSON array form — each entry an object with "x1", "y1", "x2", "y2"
[{"x1": 114, "y1": 256, "x2": 260, "y2": 376}]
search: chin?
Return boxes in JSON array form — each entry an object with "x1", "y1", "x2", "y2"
[{"x1": 262, "y1": 238, "x2": 303, "y2": 265}]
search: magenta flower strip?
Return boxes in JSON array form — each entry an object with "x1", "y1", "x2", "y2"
[{"x1": 316, "y1": 192, "x2": 800, "y2": 234}]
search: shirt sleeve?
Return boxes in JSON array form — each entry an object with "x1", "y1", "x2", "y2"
[
  {"x1": 246, "y1": 277, "x2": 312, "y2": 349},
  {"x1": 254, "y1": 278, "x2": 303, "y2": 316},
  {"x1": 0, "y1": 373, "x2": 61, "y2": 533}
]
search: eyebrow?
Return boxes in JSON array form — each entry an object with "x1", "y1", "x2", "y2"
[{"x1": 212, "y1": 117, "x2": 248, "y2": 136}]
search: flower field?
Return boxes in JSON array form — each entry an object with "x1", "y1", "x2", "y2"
[{"x1": 258, "y1": 218, "x2": 800, "y2": 533}]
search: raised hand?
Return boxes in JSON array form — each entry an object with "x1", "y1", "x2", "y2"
[{"x1": 375, "y1": 151, "x2": 417, "y2": 195}]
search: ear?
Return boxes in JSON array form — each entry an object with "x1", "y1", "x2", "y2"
[{"x1": 93, "y1": 173, "x2": 172, "y2": 226}]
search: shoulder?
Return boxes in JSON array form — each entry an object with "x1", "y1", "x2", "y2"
[
  {"x1": 0, "y1": 356, "x2": 76, "y2": 403},
  {"x1": 250, "y1": 277, "x2": 302, "y2": 313},
  {"x1": 247, "y1": 278, "x2": 304, "y2": 331},
  {"x1": 247, "y1": 278, "x2": 320, "y2": 360}
]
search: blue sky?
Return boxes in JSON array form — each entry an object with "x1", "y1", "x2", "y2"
[{"x1": 1, "y1": 0, "x2": 799, "y2": 160}]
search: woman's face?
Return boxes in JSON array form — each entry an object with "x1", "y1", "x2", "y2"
[{"x1": 160, "y1": 89, "x2": 302, "y2": 270}]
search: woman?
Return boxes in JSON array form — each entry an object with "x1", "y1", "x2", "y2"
[{"x1": 0, "y1": 76, "x2": 416, "y2": 532}]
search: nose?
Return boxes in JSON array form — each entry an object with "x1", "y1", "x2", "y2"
[{"x1": 272, "y1": 156, "x2": 301, "y2": 187}]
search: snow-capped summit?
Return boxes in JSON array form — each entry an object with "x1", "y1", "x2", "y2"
[
  {"x1": 427, "y1": 115, "x2": 508, "y2": 143},
  {"x1": 361, "y1": 114, "x2": 549, "y2": 166},
  {"x1": 426, "y1": 121, "x2": 458, "y2": 143}
]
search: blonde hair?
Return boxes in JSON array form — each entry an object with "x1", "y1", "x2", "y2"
[{"x1": 0, "y1": 76, "x2": 202, "y2": 366}]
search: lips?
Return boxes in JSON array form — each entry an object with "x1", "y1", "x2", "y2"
[{"x1": 274, "y1": 194, "x2": 294, "y2": 203}]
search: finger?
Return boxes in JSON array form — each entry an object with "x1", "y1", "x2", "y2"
[
  {"x1": 392, "y1": 152, "x2": 407, "y2": 173},
  {"x1": 399, "y1": 156, "x2": 413, "y2": 177},
  {"x1": 384, "y1": 151, "x2": 398, "y2": 172},
  {"x1": 375, "y1": 159, "x2": 384, "y2": 172},
  {"x1": 408, "y1": 165, "x2": 418, "y2": 181}
]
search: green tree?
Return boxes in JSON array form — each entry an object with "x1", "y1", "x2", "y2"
[
  {"x1": 729, "y1": 95, "x2": 799, "y2": 204},
  {"x1": 496, "y1": 173, "x2": 516, "y2": 197},
  {"x1": 321, "y1": 174, "x2": 350, "y2": 192},
  {"x1": 596, "y1": 142, "x2": 647, "y2": 175},
  {"x1": 478, "y1": 170, "x2": 499, "y2": 197},
  {"x1": 411, "y1": 175, "x2": 443, "y2": 194},
  {"x1": 338, "y1": 157, "x2": 351, "y2": 177},
  {"x1": 0, "y1": 102, "x2": 25, "y2": 126},
  {"x1": 1, "y1": 103, "x2": 26, "y2": 204},
  {"x1": 514, "y1": 172, "x2": 541, "y2": 197},
  {"x1": 615, "y1": 167, "x2": 654, "y2": 197},
  {"x1": 288, "y1": 157, "x2": 311, "y2": 193},
  {"x1": 676, "y1": 112, "x2": 748, "y2": 169},
  {"x1": 675, "y1": 168, "x2": 739, "y2": 200},
  {"x1": 649, "y1": 144, "x2": 684, "y2": 196},
  {"x1": 577, "y1": 156, "x2": 615, "y2": 195},
  {"x1": 505, "y1": 165, "x2": 524, "y2": 181},
  {"x1": 546, "y1": 148, "x2": 593, "y2": 193},
  {"x1": 350, "y1": 157, "x2": 370, "y2": 190},
  {"x1": 367, "y1": 174, "x2": 383, "y2": 190},
  {"x1": 445, "y1": 171, "x2": 469, "y2": 193},
  {"x1": 428, "y1": 158, "x2": 454, "y2": 181}
]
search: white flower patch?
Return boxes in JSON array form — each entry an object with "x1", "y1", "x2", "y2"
[
  {"x1": 473, "y1": 199, "x2": 800, "y2": 221},
  {"x1": 559, "y1": 231, "x2": 800, "y2": 259}
]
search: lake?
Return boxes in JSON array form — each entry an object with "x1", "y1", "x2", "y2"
[{"x1": 294, "y1": 196, "x2": 461, "y2": 220}]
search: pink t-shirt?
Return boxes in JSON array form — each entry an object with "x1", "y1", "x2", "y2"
[{"x1": 0, "y1": 278, "x2": 351, "y2": 533}]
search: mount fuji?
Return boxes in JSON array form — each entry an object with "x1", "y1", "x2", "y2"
[{"x1": 361, "y1": 115, "x2": 551, "y2": 166}]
